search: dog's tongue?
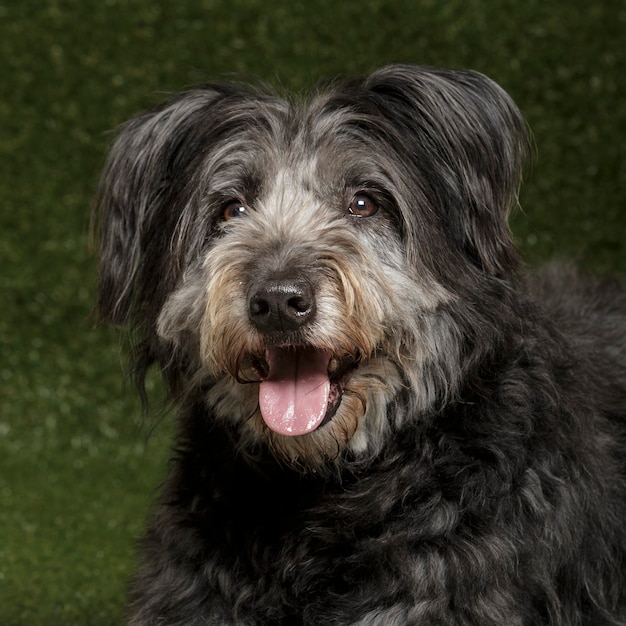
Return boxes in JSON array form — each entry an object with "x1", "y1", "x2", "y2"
[{"x1": 259, "y1": 347, "x2": 331, "y2": 436}]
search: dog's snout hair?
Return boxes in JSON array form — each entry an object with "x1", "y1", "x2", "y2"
[{"x1": 93, "y1": 65, "x2": 626, "y2": 625}]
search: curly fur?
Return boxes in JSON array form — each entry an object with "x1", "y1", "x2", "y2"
[{"x1": 93, "y1": 65, "x2": 626, "y2": 625}]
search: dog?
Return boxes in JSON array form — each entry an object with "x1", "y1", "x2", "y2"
[{"x1": 93, "y1": 65, "x2": 626, "y2": 625}]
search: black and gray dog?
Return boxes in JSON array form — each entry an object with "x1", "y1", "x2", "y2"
[{"x1": 93, "y1": 65, "x2": 626, "y2": 625}]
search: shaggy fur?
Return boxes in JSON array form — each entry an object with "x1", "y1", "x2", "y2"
[{"x1": 93, "y1": 65, "x2": 626, "y2": 625}]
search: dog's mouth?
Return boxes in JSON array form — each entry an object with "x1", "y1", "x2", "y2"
[{"x1": 250, "y1": 346, "x2": 357, "y2": 437}]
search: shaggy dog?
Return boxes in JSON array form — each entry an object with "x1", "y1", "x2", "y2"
[{"x1": 93, "y1": 65, "x2": 626, "y2": 625}]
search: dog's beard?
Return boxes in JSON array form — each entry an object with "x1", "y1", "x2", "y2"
[
  {"x1": 165, "y1": 302, "x2": 451, "y2": 472},
  {"x1": 198, "y1": 311, "x2": 379, "y2": 468},
  {"x1": 201, "y1": 352, "x2": 400, "y2": 472}
]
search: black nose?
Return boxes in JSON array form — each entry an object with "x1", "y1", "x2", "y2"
[{"x1": 248, "y1": 277, "x2": 316, "y2": 334}]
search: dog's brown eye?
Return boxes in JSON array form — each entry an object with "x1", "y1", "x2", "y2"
[
  {"x1": 348, "y1": 193, "x2": 378, "y2": 218},
  {"x1": 222, "y1": 199, "x2": 247, "y2": 221}
]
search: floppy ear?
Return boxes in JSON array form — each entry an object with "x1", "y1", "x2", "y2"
[
  {"x1": 364, "y1": 65, "x2": 530, "y2": 277},
  {"x1": 92, "y1": 89, "x2": 229, "y2": 326}
]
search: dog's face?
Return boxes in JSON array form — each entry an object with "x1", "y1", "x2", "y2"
[{"x1": 94, "y1": 65, "x2": 528, "y2": 470}]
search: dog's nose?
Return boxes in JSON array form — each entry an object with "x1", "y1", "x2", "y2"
[{"x1": 248, "y1": 278, "x2": 316, "y2": 333}]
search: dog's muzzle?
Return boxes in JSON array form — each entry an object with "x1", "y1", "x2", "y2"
[{"x1": 246, "y1": 276, "x2": 354, "y2": 437}]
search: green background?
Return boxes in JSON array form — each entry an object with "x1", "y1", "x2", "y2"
[{"x1": 1, "y1": 1, "x2": 624, "y2": 623}]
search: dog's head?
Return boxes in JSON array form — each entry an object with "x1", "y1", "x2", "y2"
[{"x1": 93, "y1": 65, "x2": 529, "y2": 470}]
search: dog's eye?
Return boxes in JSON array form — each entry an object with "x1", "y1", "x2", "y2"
[
  {"x1": 222, "y1": 199, "x2": 247, "y2": 221},
  {"x1": 348, "y1": 193, "x2": 378, "y2": 218}
]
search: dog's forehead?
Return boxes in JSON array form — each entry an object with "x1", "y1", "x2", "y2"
[
  {"x1": 197, "y1": 92, "x2": 402, "y2": 204},
  {"x1": 251, "y1": 161, "x2": 335, "y2": 233},
  {"x1": 247, "y1": 116, "x2": 386, "y2": 202},
  {"x1": 267, "y1": 159, "x2": 318, "y2": 197}
]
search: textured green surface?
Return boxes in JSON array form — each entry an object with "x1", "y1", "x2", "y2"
[{"x1": 1, "y1": 1, "x2": 624, "y2": 623}]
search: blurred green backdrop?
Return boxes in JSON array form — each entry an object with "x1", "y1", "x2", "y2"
[{"x1": 1, "y1": 0, "x2": 624, "y2": 623}]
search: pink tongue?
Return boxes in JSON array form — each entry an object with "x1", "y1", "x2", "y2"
[{"x1": 259, "y1": 347, "x2": 331, "y2": 436}]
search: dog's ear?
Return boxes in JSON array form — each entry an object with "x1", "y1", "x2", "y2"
[
  {"x1": 92, "y1": 88, "x2": 233, "y2": 326},
  {"x1": 363, "y1": 65, "x2": 530, "y2": 277}
]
